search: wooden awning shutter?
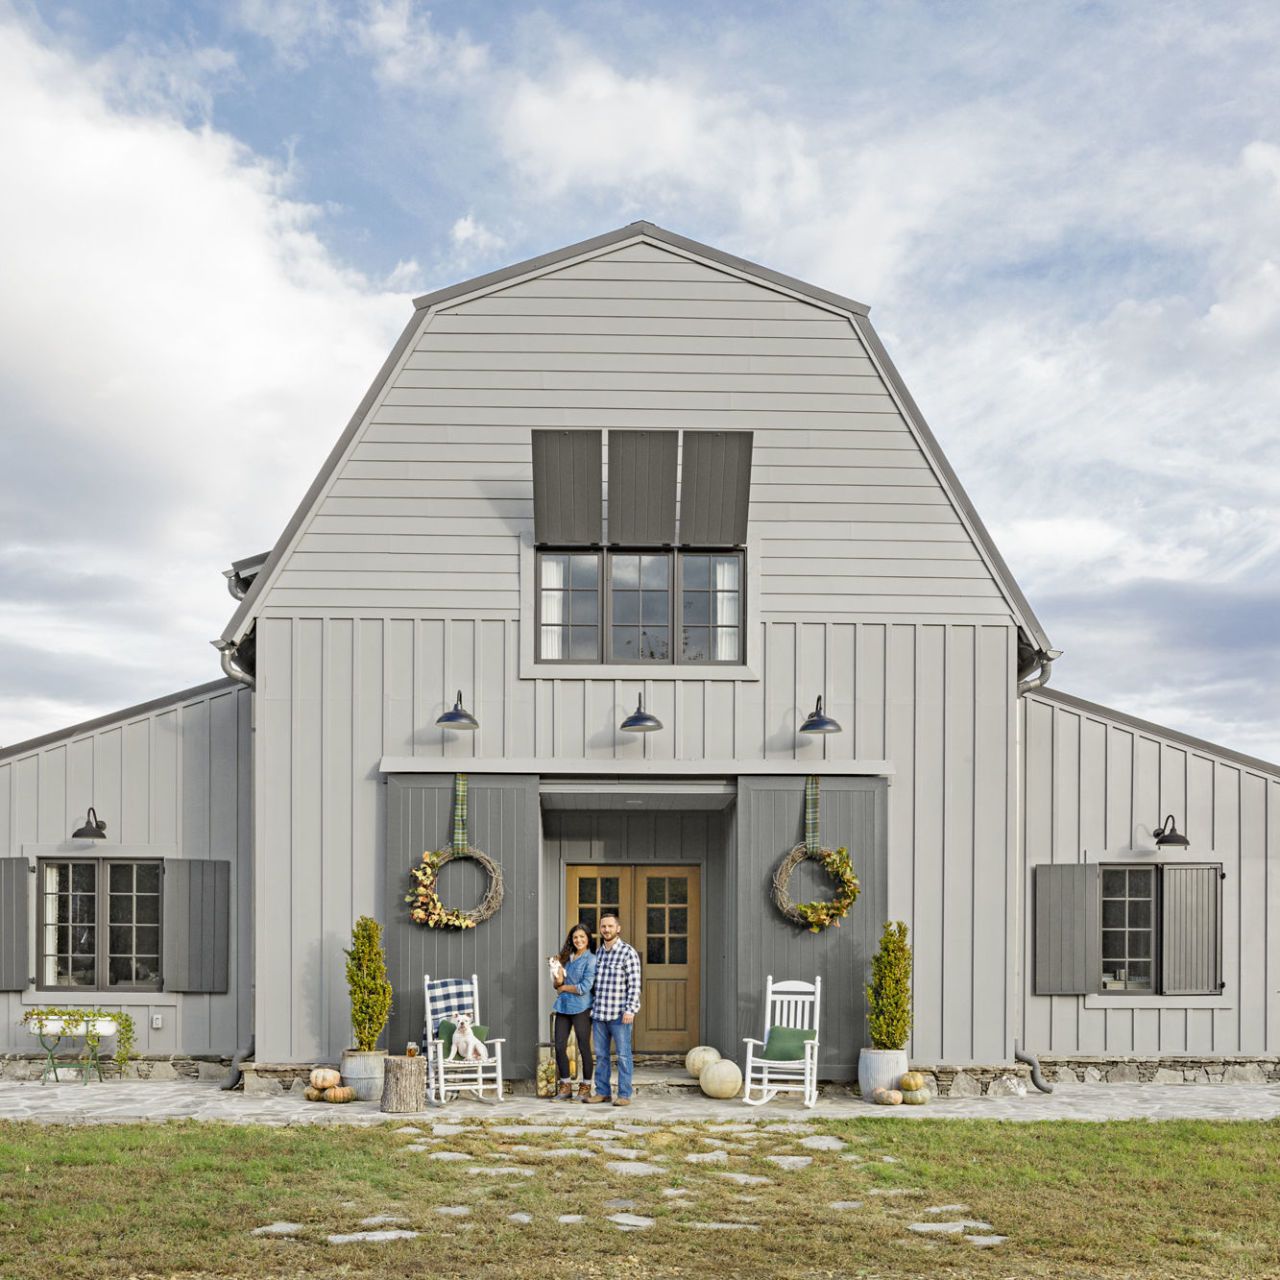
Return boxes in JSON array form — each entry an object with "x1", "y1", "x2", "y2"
[
  {"x1": 678, "y1": 430, "x2": 753, "y2": 545},
  {"x1": 163, "y1": 860, "x2": 231, "y2": 993},
  {"x1": 531, "y1": 430, "x2": 603, "y2": 545},
  {"x1": 1033, "y1": 863, "x2": 1102, "y2": 995},
  {"x1": 607, "y1": 430, "x2": 678, "y2": 544},
  {"x1": 1161, "y1": 864, "x2": 1224, "y2": 995},
  {"x1": 0, "y1": 858, "x2": 29, "y2": 991}
]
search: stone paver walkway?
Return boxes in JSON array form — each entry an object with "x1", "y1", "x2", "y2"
[{"x1": 2, "y1": 1078, "x2": 1279, "y2": 1125}]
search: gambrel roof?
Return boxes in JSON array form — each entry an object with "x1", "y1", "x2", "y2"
[{"x1": 219, "y1": 221, "x2": 1052, "y2": 653}]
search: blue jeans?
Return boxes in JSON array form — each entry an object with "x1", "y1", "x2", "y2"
[{"x1": 591, "y1": 1018, "x2": 634, "y2": 1099}]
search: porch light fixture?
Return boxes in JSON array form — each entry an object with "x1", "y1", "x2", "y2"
[
  {"x1": 1153, "y1": 814, "x2": 1190, "y2": 848},
  {"x1": 799, "y1": 695, "x2": 842, "y2": 735},
  {"x1": 436, "y1": 690, "x2": 479, "y2": 731},
  {"x1": 71, "y1": 806, "x2": 107, "y2": 840},
  {"x1": 620, "y1": 691, "x2": 663, "y2": 733}
]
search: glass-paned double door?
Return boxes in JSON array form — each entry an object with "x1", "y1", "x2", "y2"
[{"x1": 564, "y1": 864, "x2": 701, "y2": 1053}]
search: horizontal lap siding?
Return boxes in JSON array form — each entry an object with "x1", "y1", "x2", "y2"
[
  {"x1": 254, "y1": 616, "x2": 1017, "y2": 1065},
  {"x1": 1021, "y1": 691, "x2": 1280, "y2": 1056},
  {"x1": 0, "y1": 685, "x2": 253, "y2": 1056},
  {"x1": 251, "y1": 242, "x2": 1007, "y2": 621}
]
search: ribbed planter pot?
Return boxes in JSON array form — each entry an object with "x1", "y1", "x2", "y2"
[
  {"x1": 857, "y1": 1048, "x2": 909, "y2": 1100},
  {"x1": 340, "y1": 1049, "x2": 387, "y2": 1101}
]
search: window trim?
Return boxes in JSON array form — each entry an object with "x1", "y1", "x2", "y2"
[
  {"x1": 534, "y1": 546, "x2": 747, "y2": 668},
  {"x1": 36, "y1": 856, "x2": 164, "y2": 994},
  {"x1": 1099, "y1": 863, "x2": 1159, "y2": 994}
]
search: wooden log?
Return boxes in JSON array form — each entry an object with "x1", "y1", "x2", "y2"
[{"x1": 380, "y1": 1054, "x2": 427, "y2": 1113}]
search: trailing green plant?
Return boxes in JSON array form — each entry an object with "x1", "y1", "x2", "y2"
[
  {"x1": 344, "y1": 915, "x2": 393, "y2": 1052},
  {"x1": 21, "y1": 1006, "x2": 137, "y2": 1072},
  {"x1": 866, "y1": 920, "x2": 912, "y2": 1051}
]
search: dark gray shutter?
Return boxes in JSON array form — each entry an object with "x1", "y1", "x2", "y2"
[
  {"x1": 1034, "y1": 864, "x2": 1101, "y2": 995},
  {"x1": 1161, "y1": 864, "x2": 1223, "y2": 995},
  {"x1": 163, "y1": 860, "x2": 231, "y2": 993},
  {"x1": 679, "y1": 430, "x2": 753, "y2": 545},
  {"x1": 607, "y1": 430, "x2": 678, "y2": 544},
  {"x1": 532, "y1": 430, "x2": 602, "y2": 544},
  {"x1": 0, "y1": 858, "x2": 30, "y2": 991}
]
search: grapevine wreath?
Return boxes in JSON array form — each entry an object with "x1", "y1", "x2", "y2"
[{"x1": 770, "y1": 775, "x2": 860, "y2": 932}]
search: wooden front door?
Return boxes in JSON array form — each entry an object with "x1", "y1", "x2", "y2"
[{"x1": 564, "y1": 864, "x2": 701, "y2": 1053}]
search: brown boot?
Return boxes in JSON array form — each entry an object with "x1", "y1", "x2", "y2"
[
  {"x1": 577, "y1": 1082, "x2": 591, "y2": 1100},
  {"x1": 554, "y1": 1081, "x2": 573, "y2": 1101},
  {"x1": 581, "y1": 1093, "x2": 612, "y2": 1104}
]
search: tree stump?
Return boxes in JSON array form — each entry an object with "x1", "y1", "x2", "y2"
[{"x1": 380, "y1": 1054, "x2": 427, "y2": 1113}]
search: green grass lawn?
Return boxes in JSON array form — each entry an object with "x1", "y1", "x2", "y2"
[{"x1": 1, "y1": 1116, "x2": 1278, "y2": 1279}]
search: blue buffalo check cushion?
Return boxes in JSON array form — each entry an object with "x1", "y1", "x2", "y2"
[{"x1": 425, "y1": 977, "x2": 475, "y2": 1037}]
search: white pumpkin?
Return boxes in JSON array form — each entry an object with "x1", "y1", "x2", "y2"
[
  {"x1": 699, "y1": 1058, "x2": 743, "y2": 1099},
  {"x1": 684, "y1": 1045, "x2": 722, "y2": 1079}
]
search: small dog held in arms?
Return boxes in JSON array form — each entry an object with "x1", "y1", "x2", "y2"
[
  {"x1": 449, "y1": 1013, "x2": 488, "y2": 1063},
  {"x1": 547, "y1": 955, "x2": 566, "y2": 986}
]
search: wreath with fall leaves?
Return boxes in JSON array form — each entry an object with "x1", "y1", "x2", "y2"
[
  {"x1": 771, "y1": 843, "x2": 860, "y2": 932},
  {"x1": 406, "y1": 847, "x2": 504, "y2": 929}
]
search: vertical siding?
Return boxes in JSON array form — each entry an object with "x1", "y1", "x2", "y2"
[
  {"x1": 736, "y1": 776, "x2": 887, "y2": 1076},
  {"x1": 383, "y1": 774, "x2": 540, "y2": 1074},
  {"x1": 0, "y1": 682, "x2": 252, "y2": 1056},
  {"x1": 254, "y1": 617, "x2": 1017, "y2": 1064},
  {"x1": 1021, "y1": 690, "x2": 1280, "y2": 1056}
]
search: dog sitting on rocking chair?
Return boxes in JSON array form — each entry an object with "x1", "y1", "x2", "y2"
[{"x1": 448, "y1": 1013, "x2": 489, "y2": 1063}]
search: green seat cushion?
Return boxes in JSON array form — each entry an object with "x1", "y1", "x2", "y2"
[
  {"x1": 762, "y1": 1025, "x2": 816, "y2": 1061},
  {"x1": 436, "y1": 1020, "x2": 489, "y2": 1056}
]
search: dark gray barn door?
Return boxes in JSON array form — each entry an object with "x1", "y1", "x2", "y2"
[
  {"x1": 1161, "y1": 864, "x2": 1223, "y2": 995},
  {"x1": 163, "y1": 861, "x2": 231, "y2": 993},
  {"x1": 735, "y1": 776, "x2": 887, "y2": 1078},
  {"x1": 1033, "y1": 864, "x2": 1101, "y2": 995},
  {"x1": 385, "y1": 774, "x2": 539, "y2": 1076},
  {"x1": 0, "y1": 858, "x2": 30, "y2": 990}
]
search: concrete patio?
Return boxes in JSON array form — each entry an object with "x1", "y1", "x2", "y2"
[{"x1": 4, "y1": 1076, "x2": 1280, "y2": 1126}]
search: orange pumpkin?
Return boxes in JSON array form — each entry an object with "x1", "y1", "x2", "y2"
[
  {"x1": 323, "y1": 1085, "x2": 356, "y2": 1103},
  {"x1": 310, "y1": 1067, "x2": 341, "y2": 1090}
]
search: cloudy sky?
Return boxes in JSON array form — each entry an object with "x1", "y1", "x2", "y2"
[{"x1": 2, "y1": 0, "x2": 1278, "y2": 761}]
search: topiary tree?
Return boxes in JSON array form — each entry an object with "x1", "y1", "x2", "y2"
[
  {"x1": 866, "y1": 920, "x2": 912, "y2": 1051},
  {"x1": 345, "y1": 915, "x2": 393, "y2": 1052}
]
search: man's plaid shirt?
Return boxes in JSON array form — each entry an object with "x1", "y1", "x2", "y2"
[{"x1": 591, "y1": 938, "x2": 642, "y2": 1021}]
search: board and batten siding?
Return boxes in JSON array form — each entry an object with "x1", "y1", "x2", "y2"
[
  {"x1": 253, "y1": 614, "x2": 1018, "y2": 1064},
  {"x1": 252, "y1": 240, "x2": 1010, "y2": 622},
  {"x1": 1021, "y1": 689, "x2": 1280, "y2": 1057},
  {"x1": 0, "y1": 681, "x2": 253, "y2": 1056}
]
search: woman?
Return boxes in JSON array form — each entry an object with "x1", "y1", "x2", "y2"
[{"x1": 551, "y1": 923, "x2": 596, "y2": 1101}]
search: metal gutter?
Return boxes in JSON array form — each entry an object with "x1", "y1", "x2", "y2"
[{"x1": 0, "y1": 678, "x2": 239, "y2": 763}]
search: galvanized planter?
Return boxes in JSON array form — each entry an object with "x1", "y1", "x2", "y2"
[
  {"x1": 857, "y1": 1047, "x2": 908, "y2": 1100},
  {"x1": 339, "y1": 1049, "x2": 387, "y2": 1101}
]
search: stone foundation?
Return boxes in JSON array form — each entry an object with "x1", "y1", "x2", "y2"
[
  {"x1": 1038, "y1": 1055, "x2": 1280, "y2": 1085},
  {"x1": 238, "y1": 1062, "x2": 329, "y2": 1096},
  {"x1": 0, "y1": 1053, "x2": 232, "y2": 1082}
]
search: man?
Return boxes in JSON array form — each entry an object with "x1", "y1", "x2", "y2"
[{"x1": 582, "y1": 909, "x2": 641, "y2": 1106}]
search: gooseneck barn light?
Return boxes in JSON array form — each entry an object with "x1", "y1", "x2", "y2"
[
  {"x1": 1153, "y1": 814, "x2": 1190, "y2": 848},
  {"x1": 799, "y1": 695, "x2": 842, "y2": 735},
  {"x1": 620, "y1": 691, "x2": 663, "y2": 733},
  {"x1": 436, "y1": 690, "x2": 479, "y2": 731},
  {"x1": 72, "y1": 807, "x2": 107, "y2": 840}
]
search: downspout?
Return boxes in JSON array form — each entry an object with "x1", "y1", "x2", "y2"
[
  {"x1": 224, "y1": 570, "x2": 250, "y2": 601},
  {"x1": 213, "y1": 637, "x2": 255, "y2": 690},
  {"x1": 222, "y1": 1034, "x2": 255, "y2": 1091},
  {"x1": 1017, "y1": 648, "x2": 1061, "y2": 696},
  {"x1": 1014, "y1": 1039, "x2": 1053, "y2": 1093}
]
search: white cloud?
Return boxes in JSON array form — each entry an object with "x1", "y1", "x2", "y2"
[
  {"x1": 0, "y1": 14, "x2": 409, "y2": 745},
  {"x1": 234, "y1": 0, "x2": 341, "y2": 66},
  {"x1": 355, "y1": 0, "x2": 487, "y2": 89}
]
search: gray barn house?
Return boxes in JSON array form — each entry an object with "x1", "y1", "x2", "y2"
[{"x1": 3, "y1": 224, "x2": 1278, "y2": 1089}]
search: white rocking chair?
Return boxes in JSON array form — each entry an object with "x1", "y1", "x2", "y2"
[
  {"x1": 422, "y1": 973, "x2": 505, "y2": 1104},
  {"x1": 742, "y1": 975, "x2": 822, "y2": 1108}
]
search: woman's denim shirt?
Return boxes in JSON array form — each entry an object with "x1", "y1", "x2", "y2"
[{"x1": 552, "y1": 951, "x2": 596, "y2": 1015}]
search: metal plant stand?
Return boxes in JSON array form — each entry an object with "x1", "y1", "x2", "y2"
[{"x1": 37, "y1": 1029, "x2": 62, "y2": 1085}]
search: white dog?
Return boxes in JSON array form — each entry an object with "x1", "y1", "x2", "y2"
[
  {"x1": 449, "y1": 1013, "x2": 488, "y2": 1063},
  {"x1": 548, "y1": 954, "x2": 566, "y2": 986}
]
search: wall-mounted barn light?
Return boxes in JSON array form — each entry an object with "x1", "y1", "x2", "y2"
[
  {"x1": 71, "y1": 807, "x2": 107, "y2": 840},
  {"x1": 436, "y1": 690, "x2": 479, "y2": 731},
  {"x1": 798, "y1": 695, "x2": 842, "y2": 735},
  {"x1": 1153, "y1": 815, "x2": 1190, "y2": 848},
  {"x1": 620, "y1": 691, "x2": 663, "y2": 733}
]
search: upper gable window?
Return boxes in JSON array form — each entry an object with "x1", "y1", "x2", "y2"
[{"x1": 537, "y1": 549, "x2": 744, "y2": 666}]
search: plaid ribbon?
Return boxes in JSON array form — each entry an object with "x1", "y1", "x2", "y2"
[
  {"x1": 452, "y1": 773, "x2": 468, "y2": 853},
  {"x1": 805, "y1": 775, "x2": 820, "y2": 854}
]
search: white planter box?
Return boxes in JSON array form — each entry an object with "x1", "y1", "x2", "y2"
[{"x1": 26, "y1": 1017, "x2": 118, "y2": 1037}]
